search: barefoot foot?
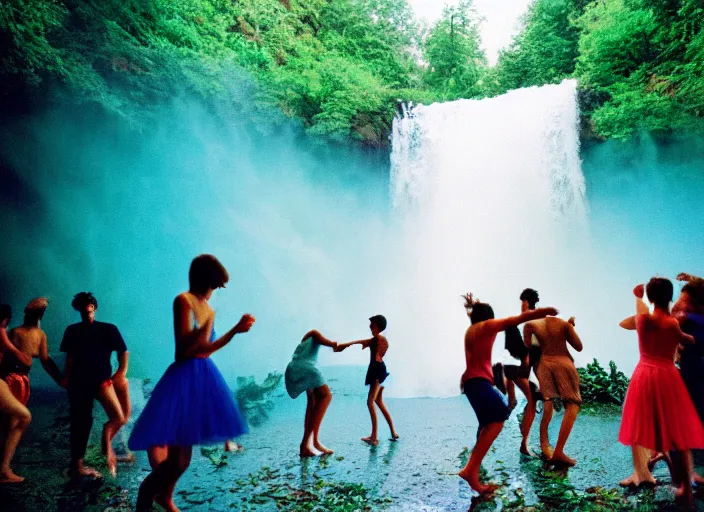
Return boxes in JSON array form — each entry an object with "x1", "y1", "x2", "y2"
[
  {"x1": 675, "y1": 485, "x2": 693, "y2": 506},
  {"x1": 155, "y1": 494, "x2": 180, "y2": 512},
  {"x1": 549, "y1": 452, "x2": 577, "y2": 467},
  {"x1": 300, "y1": 446, "x2": 318, "y2": 458},
  {"x1": 116, "y1": 452, "x2": 136, "y2": 463},
  {"x1": 390, "y1": 433, "x2": 400, "y2": 442},
  {"x1": 72, "y1": 465, "x2": 102, "y2": 479},
  {"x1": 540, "y1": 445, "x2": 554, "y2": 460},
  {"x1": 520, "y1": 442, "x2": 535, "y2": 457},
  {"x1": 0, "y1": 469, "x2": 25, "y2": 483},
  {"x1": 458, "y1": 469, "x2": 499, "y2": 495},
  {"x1": 224, "y1": 441, "x2": 243, "y2": 452},
  {"x1": 313, "y1": 442, "x2": 333, "y2": 455},
  {"x1": 361, "y1": 437, "x2": 379, "y2": 447}
]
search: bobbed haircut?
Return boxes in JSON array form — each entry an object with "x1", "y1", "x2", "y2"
[
  {"x1": 646, "y1": 277, "x2": 673, "y2": 310},
  {"x1": 72, "y1": 292, "x2": 98, "y2": 311},
  {"x1": 470, "y1": 302, "x2": 495, "y2": 324},
  {"x1": 369, "y1": 314, "x2": 387, "y2": 332},
  {"x1": 189, "y1": 254, "x2": 229, "y2": 293},
  {"x1": 25, "y1": 297, "x2": 48, "y2": 322},
  {"x1": 0, "y1": 304, "x2": 11, "y2": 324},
  {"x1": 682, "y1": 279, "x2": 704, "y2": 313},
  {"x1": 520, "y1": 288, "x2": 539, "y2": 309}
]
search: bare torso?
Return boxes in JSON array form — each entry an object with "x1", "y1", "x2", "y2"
[
  {"x1": 10, "y1": 326, "x2": 47, "y2": 364},
  {"x1": 526, "y1": 317, "x2": 581, "y2": 358}
]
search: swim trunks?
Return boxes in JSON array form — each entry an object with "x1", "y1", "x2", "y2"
[{"x1": 463, "y1": 378, "x2": 510, "y2": 427}]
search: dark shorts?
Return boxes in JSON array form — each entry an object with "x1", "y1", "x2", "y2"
[
  {"x1": 463, "y1": 378, "x2": 510, "y2": 428},
  {"x1": 365, "y1": 361, "x2": 389, "y2": 386},
  {"x1": 504, "y1": 364, "x2": 530, "y2": 381}
]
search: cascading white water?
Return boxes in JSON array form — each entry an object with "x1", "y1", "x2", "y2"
[{"x1": 386, "y1": 79, "x2": 592, "y2": 397}]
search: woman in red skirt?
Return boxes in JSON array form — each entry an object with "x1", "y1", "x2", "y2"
[{"x1": 618, "y1": 278, "x2": 704, "y2": 504}]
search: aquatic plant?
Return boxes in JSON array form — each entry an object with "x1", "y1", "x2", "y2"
[
  {"x1": 578, "y1": 359, "x2": 629, "y2": 406},
  {"x1": 235, "y1": 372, "x2": 283, "y2": 427},
  {"x1": 233, "y1": 466, "x2": 390, "y2": 511}
]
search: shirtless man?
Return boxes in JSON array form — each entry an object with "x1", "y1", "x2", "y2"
[
  {"x1": 5, "y1": 298, "x2": 64, "y2": 403},
  {"x1": 0, "y1": 304, "x2": 34, "y2": 482},
  {"x1": 458, "y1": 293, "x2": 557, "y2": 495},
  {"x1": 524, "y1": 312, "x2": 583, "y2": 466}
]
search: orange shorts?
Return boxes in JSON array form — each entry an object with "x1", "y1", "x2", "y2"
[{"x1": 5, "y1": 373, "x2": 30, "y2": 406}]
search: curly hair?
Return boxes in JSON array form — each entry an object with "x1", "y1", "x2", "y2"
[
  {"x1": 71, "y1": 292, "x2": 98, "y2": 312},
  {"x1": 682, "y1": 279, "x2": 704, "y2": 313}
]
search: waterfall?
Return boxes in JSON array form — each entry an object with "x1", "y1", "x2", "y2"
[{"x1": 386, "y1": 79, "x2": 590, "y2": 397}]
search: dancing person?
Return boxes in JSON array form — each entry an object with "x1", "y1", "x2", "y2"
[
  {"x1": 0, "y1": 304, "x2": 33, "y2": 483},
  {"x1": 498, "y1": 288, "x2": 544, "y2": 456},
  {"x1": 61, "y1": 292, "x2": 130, "y2": 478},
  {"x1": 618, "y1": 279, "x2": 704, "y2": 505},
  {"x1": 458, "y1": 293, "x2": 557, "y2": 495},
  {"x1": 524, "y1": 305, "x2": 584, "y2": 466},
  {"x1": 3, "y1": 298, "x2": 64, "y2": 404},
  {"x1": 667, "y1": 274, "x2": 704, "y2": 487},
  {"x1": 129, "y1": 254, "x2": 254, "y2": 512},
  {"x1": 335, "y1": 315, "x2": 399, "y2": 446},
  {"x1": 285, "y1": 330, "x2": 338, "y2": 457}
]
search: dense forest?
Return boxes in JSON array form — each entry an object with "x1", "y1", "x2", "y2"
[{"x1": 1, "y1": 0, "x2": 703, "y2": 146}]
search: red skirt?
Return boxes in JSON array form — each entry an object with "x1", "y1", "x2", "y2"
[
  {"x1": 619, "y1": 357, "x2": 704, "y2": 452},
  {"x1": 5, "y1": 373, "x2": 31, "y2": 406}
]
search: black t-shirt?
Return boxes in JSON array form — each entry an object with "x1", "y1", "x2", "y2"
[{"x1": 60, "y1": 321, "x2": 127, "y2": 387}]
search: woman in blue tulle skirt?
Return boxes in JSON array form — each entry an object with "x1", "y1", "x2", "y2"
[{"x1": 129, "y1": 255, "x2": 255, "y2": 511}]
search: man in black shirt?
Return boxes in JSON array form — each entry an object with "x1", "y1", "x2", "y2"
[{"x1": 61, "y1": 292, "x2": 129, "y2": 478}]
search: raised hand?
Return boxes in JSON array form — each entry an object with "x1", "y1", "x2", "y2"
[
  {"x1": 568, "y1": 317, "x2": 576, "y2": 326},
  {"x1": 545, "y1": 307, "x2": 559, "y2": 317},
  {"x1": 677, "y1": 273, "x2": 699, "y2": 283},
  {"x1": 234, "y1": 314, "x2": 256, "y2": 334},
  {"x1": 633, "y1": 284, "x2": 645, "y2": 299}
]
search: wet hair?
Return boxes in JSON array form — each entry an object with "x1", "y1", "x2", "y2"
[
  {"x1": 682, "y1": 279, "x2": 704, "y2": 313},
  {"x1": 0, "y1": 304, "x2": 11, "y2": 325},
  {"x1": 470, "y1": 302, "x2": 495, "y2": 324},
  {"x1": 520, "y1": 288, "x2": 539, "y2": 310},
  {"x1": 369, "y1": 314, "x2": 387, "y2": 332},
  {"x1": 646, "y1": 277, "x2": 673, "y2": 310},
  {"x1": 505, "y1": 326, "x2": 528, "y2": 359},
  {"x1": 72, "y1": 292, "x2": 98, "y2": 312},
  {"x1": 189, "y1": 254, "x2": 229, "y2": 294},
  {"x1": 24, "y1": 297, "x2": 48, "y2": 323}
]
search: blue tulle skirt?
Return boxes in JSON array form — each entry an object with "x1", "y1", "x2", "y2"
[{"x1": 128, "y1": 357, "x2": 248, "y2": 450}]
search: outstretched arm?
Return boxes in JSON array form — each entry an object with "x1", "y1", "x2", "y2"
[
  {"x1": 678, "y1": 272, "x2": 702, "y2": 283},
  {"x1": 336, "y1": 337, "x2": 374, "y2": 351},
  {"x1": 488, "y1": 307, "x2": 559, "y2": 333},
  {"x1": 38, "y1": 333, "x2": 64, "y2": 386},
  {"x1": 302, "y1": 330, "x2": 338, "y2": 349}
]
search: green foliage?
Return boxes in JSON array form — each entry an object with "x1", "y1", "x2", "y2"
[
  {"x1": 235, "y1": 372, "x2": 283, "y2": 427},
  {"x1": 578, "y1": 359, "x2": 629, "y2": 405},
  {"x1": 233, "y1": 466, "x2": 390, "y2": 511},
  {"x1": 493, "y1": 0, "x2": 585, "y2": 93},
  {"x1": 422, "y1": 0, "x2": 486, "y2": 100}
]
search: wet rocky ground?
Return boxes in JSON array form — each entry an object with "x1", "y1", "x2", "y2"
[{"x1": 2, "y1": 367, "x2": 703, "y2": 511}]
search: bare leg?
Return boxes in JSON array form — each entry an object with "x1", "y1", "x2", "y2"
[
  {"x1": 311, "y1": 386, "x2": 333, "y2": 454},
  {"x1": 458, "y1": 421, "x2": 504, "y2": 495},
  {"x1": 374, "y1": 387, "x2": 399, "y2": 440},
  {"x1": 0, "y1": 381, "x2": 31, "y2": 483},
  {"x1": 362, "y1": 382, "x2": 380, "y2": 446},
  {"x1": 540, "y1": 400, "x2": 554, "y2": 459},
  {"x1": 148, "y1": 446, "x2": 178, "y2": 512},
  {"x1": 506, "y1": 380, "x2": 517, "y2": 411},
  {"x1": 97, "y1": 383, "x2": 126, "y2": 477},
  {"x1": 549, "y1": 403, "x2": 579, "y2": 467},
  {"x1": 300, "y1": 390, "x2": 317, "y2": 457},
  {"x1": 675, "y1": 450, "x2": 694, "y2": 506},
  {"x1": 112, "y1": 378, "x2": 134, "y2": 462},
  {"x1": 138, "y1": 446, "x2": 191, "y2": 512},
  {"x1": 514, "y1": 378, "x2": 536, "y2": 456},
  {"x1": 620, "y1": 446, "x2": 655, "y2": 487}
]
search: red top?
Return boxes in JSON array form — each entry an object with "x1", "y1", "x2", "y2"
[{"x1": 461, "y1": 326, "x2": 498, "y2": 384}]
